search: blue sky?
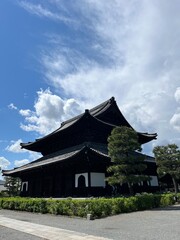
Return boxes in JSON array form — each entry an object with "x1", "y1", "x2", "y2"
[{"x1": 0, "y1": 0, "x2": 180, "y2": 179}]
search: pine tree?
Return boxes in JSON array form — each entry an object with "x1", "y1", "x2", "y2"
[
  {"x1": 106, "y1": 126, "x2": 150, "y2": 195},
  {"x1": 153, "y1": 144, "x2": 180, "y2": 193}
]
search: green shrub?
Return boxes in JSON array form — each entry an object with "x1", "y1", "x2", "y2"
[
  {"x1": 111, "y1": 197, "x2": 125, "y2": 214},
  {"x1": 160, "y1": 193, "x2": 176, "y2": 206},
  {"x1": 86, "y1": 199, "x2": 113, "y2": 218},
  {"x1": 135, "y1": 193, "x2": 154, "y2": 210},
  {"x1": 46, "y1": 199, "x2": 59, "y2": 215},
  {"x1": 0, "y1": 193, "x2": 178, "y2": 219},
  {"x1": 123, "y1": 197, "x2": 138, "y2": 212},
  {"x1": 177, "y1": 193, "x2": 180, "y2": 202}
]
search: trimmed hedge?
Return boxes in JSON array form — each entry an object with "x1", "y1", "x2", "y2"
[{"x1": 0, "y1": 193, "x2": 179, "y2": 219}]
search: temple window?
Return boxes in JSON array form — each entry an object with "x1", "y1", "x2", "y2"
[
  {"x1": 149, "y1": 176, "x2": 159, "y2": 186},
  {"x1": 90, "y1": 172, "x2": 105, "y2": 187}
]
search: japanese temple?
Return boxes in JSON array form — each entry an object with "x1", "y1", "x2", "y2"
[{"x1": 3, "y1": 97, "x2": 158, "y2": 197}]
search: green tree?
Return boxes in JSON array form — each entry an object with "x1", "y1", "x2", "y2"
[
  {"x1": 4, "y1": 176, "x2": 21, "y2": 196},
  {"x1": 153, "y1": 144, "x2": 180, "y2": 193},
  {"x1": 106, "y1": 126, "x2": 150, "y2": 195}
]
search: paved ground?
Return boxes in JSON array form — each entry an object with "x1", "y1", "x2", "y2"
[
  {"x1": 0, "y1": 204, "x2": 180, "y2": 240},
  {"x1": 0, "y1": 226, "x2": 43, "y2": 240}
]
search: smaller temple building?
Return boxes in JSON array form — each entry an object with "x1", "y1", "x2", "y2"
[{"x1": 3, "y1": 97, "x2": 158, "y2": 197}]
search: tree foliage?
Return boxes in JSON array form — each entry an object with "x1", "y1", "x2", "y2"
[
  {"x1": 4, "y1": 176, "x2": 21, "y2": 196},
  {"x1": 153, "y1": 144, "x2": 180, "y2": 193},
  {"x1": 106, "y1": 126, "x2": 149, "y2": 195}
]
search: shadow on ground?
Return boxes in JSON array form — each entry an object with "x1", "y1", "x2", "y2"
[{"x1": 152, "y1": 204, "x2": 180, "y2": 211}]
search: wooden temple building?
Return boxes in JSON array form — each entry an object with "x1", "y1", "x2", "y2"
[{"x1": 3, "y1": 97, "x2": 158, "y2": 197}]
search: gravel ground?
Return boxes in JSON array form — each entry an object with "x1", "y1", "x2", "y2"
[{"x1": 0, "y1": 204, "x2": 180, "y2": 240}]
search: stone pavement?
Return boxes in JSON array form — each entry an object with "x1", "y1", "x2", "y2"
[
  {"x1": 0, "y1": 215, "x2": 110, "y2": 240},
  {"x1": 0, "y1": 205, "x2": 180, "y2": 240}
]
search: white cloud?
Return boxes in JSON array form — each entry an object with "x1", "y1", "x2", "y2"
[
  {"x1": 14, "y1": 159, "x2": 30, "y2": 167},
  {"x1": 174, "y1": 87, "x2": 180, "y2": 103},
  {"x1": 170, "y1": 87, "x2": 180, "y2": 133},
  {"x1": 28, "y1": 152, "x2": 42, "y2": 161},
  {"x1": 0, "y1": 157, "x2": 10, "y2": 170},
  {"x1": 63, "y1": 98, "x2": 82, "y2": 119},
  {"x1": 6, "y1": 139, "x2": 24, "y2": 153},
  {"x1": 170, "y1": 112, "x2": 180, "y2": 132},
  {"x1": 5, "y1": 140, "x2": 40, "y2": 161},
  {"x1": 5, "y1": 140, "x2": 42, "y2": 170},
  {"x1": 19, "y1": 109, "x2": 31, "y2": 117},
  {"x1": 19, "y1": 0, "x2": 180, "y2": 153},
  {"x1": 20, "y1": 89, "x2": 81, "y2": 135},
  {"x1": 18, "y1": 1, "x2": 74, "y2": 24},
  {"x1": 8, "y1": 103, "x2": 17, "y2": 110}
]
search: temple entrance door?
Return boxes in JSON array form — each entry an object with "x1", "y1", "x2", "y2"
[
  {"x1": 21, "y1": 182, "x2": 28, "y2": 197},
  {"x1": 77, "y1": 175, "x2": 87, "y2": 196},
  {"x1": 22, "y1": 183, "x2": 26, "y2": 192},
  {"x1": 78, "y1": 175, "x2": 86, "y2": 188}
]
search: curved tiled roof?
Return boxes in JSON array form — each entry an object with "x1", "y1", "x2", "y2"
[
  {"x1": 3, "y1": 142, "x2": 110, "y2": 176},
  {"x1": 3, "y1": 141, "x2": 155, "y2": 176},
  {"x1": 20, "y1": 97, "x2": 157, "y2": 152},
  {"x1": 21, "y1": 97, "x2": 117, "y2": 148},
  {"x1": 20, "y1": 109, "x2": 117, "y2": 152}
]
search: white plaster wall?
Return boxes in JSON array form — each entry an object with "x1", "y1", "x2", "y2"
[
  {"x1": 150, "y1": 176, "x2": 159, "y2": 186},
  {"x1": 75, "y1": 173, "x2": 88, "y2": 187},
  {"x1": 90, "y1": 172, "x2": 105, "y2": 187},
  {"x1": 21, "y1": 181, "x2": 28, "y2": 191}
]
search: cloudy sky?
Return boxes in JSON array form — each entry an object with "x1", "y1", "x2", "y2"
[{"x1": 0, "y1": 0, "x2": 180, "y2": 179}]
